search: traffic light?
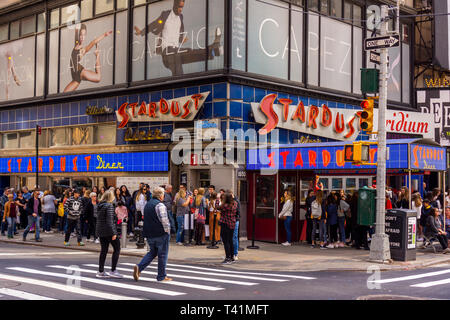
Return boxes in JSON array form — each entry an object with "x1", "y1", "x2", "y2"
[
  {"x1": 360, "y1": 98, "x2": 374, "y2": 133},
  {"x1": 344, "y1": 142, "x2": 370, "y2": 163}
]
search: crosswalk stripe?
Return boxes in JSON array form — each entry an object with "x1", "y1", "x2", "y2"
[
  {"x1": 411, "y1": 278, "x2": 450, "y2": 288},
  {"x1": 165, "y1": 263, "x2": 316, "y2": 280},
  {"x1": 82, "y1": 264, "x2": 257, "y2": 286},
  {"x1": 50, "y1": 265, "x2": 223, "y2": 292},
  {"x1": 0, "y1": 273, "x2": 141, "y2": 300},
  {"x1": 0, "y1": 288, "x2": 57, "y2": 300},
  {"x1": 120, "y1": 263, "x2": 288, "y2": 282},
  {"x1": 0, "y1": 252, "x2": 94, "y2": 257},
  {"x1": 368, "y1": 269, "x2": 450, "y2": 284},
  {"x1": 7, "y1": 267, "x2": 185, "y2": 297}
]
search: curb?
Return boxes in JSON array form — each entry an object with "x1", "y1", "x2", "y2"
[{"x1": 2, "y1": 238, "x2": 450, "y2": 272}]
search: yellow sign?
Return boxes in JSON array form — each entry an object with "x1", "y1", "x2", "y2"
[{"x1": 96, "y1": 155, "x2": 124, "y2": 170}]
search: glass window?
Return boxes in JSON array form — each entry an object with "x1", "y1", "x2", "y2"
[
  {"x1": 280, "y1": 176, "x2": 296, "y2": 203},
  {"x1": 81, "y1": 0, "x2": 93, "y2": 20},
  {"x1": 115, "y1": 11, "x2": 127, "y2": 84},
  {"x1": 249, "y1": 0, "x2": 289, "y2": 79},
  {"x1": 308, "y1": 0, "x2": 319, "y2": 10},
  {"x1": 48, "y1": 30, "x2": 59, "y2": 94},
  {"x1": 71, "y1": 127, "x2": 93, "y2": 145},
  {"x1": 255, "y1": 175, "x2": 276, "y2": 219},
  {"x1": 332, "y1": 178, "x2": 343, "y2": 190},
  {"x1": 132, "y1": 5, "x2": 145, "y2": 82},
  {"x1": 319, "y1": 178, "x2": 329, "y2": 190},
  {"x1": 300, "y1": 179, "x2": 311, "y2": 203},
  {"x1": 308, "y1": 12, "x2": 319, "y2": 86},
  {"x1": 330, "y1": 0, "x2": 342, "y2": 17},
  {"x1": 50, "y1": 128, "x2": 70, "y2": 146},
  {"x1": 320, "y1": 0, "x2": 328, "y2": 14},
  {"x1": 37, "y1": 13, "x2": 46, "y2": 33},
  {"x1": 353, "y1": 4, "x2": 361, "y2": 26},
  {"x1": 231, "y1": 0, "x2": 246, "y2": 71},
  {"x1": 346, "y1": 178, "x2": 356, "y2": 190},
  {"x1": 2, "y1": 133, "x2": 19, "y2": 149},
  {"x1": 36, "y1": 34, "x2": 46, "y2": 96},
  {"x1": 291, "y1": 6, "x2": 303, "y2": 82},
  {"x1": 402, "y1": 24, "x2": 411, "y2": 103},
  {"x1": 0, "y1": 24, "x2": 8, "y2": 41},
  {"x1": 353, "y1": 26, "x2": 362, "y2": 94},
  {"x1": 343, "y1": 1, "x2": 351, "y2": 20},
  {"x1": 117, "y1": 0, "x2": 128, "y2": 9},
  {"x1": 62, "y1": 4, "x2": 80, "y2": 25},
  {"x1": 94, "y1": 124, "x2": 116, "y2": 144},
  {"x1": 21, "y1": 16, "x2": 36, "y2": 36},
  {"x1": 95, "y1": 0, "x2": 114, "y2": 15},
  {"x1": 19, "y1": 131, "x2": 35, "y2": 148},
  {"x1": 208, "y1": 0, "x2": 225, "y2": 71},
  {"x1": 50, "y1": 9, "x2": 60, "y2": 29},
  {"x1": 358, "y1": 178, "x2": 369, "y2": 189},
  {"x1": 10, "y1": 21, "x2": 20, "y2": 40},
  {"x1": 134, "y1": 0, "x2": 146, "y2": 5}
]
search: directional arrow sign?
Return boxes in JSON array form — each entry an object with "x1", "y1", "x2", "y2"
[{"x1": 364, "y1": 34, "x2": 400, "y2": 50}]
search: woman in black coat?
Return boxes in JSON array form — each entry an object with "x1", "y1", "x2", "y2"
[{"x1": 96, "y1": 190, "x2": 123, "y2": 279}]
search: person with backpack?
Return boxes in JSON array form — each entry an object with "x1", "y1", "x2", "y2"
[{"x1": 311, "y1": 190, "x2": 327, "y2": 249}]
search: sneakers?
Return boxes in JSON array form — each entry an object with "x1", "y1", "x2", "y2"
[
  {"x1": 109, "y1": 270, "x2": 124, "y2": 279},
  {"x1": 233, "y1": 255, "x2": 238, "y2": 261},
  {"x1": 222, "y1": 259, "x2": 233, "y2": 265},
  {"x1": 95, "y1": 239, "x2": 100, "y2": 244},
  {"x1": 320, "y1": 245, "x2": 328, "y2": 250},
  {"x1": 35, "y1": 238, "x2": 42, "y2": 242},
  {"x1": 326, "y1": 244, "x2": 335, "y2": 249},
  {"x1": 78, "y1": 242, "x2": 85, "y2": 246},
  {"x1": 96, "y1": 272, "x2": 110, "y2": 278},
  {"x1": 158, "y1": 277, "x2": 172, "y2": 282},
  {"x1": 338, "y1": 243, "x2": 345, "y2": 248},
  {"x1": 443, "y1": 248, "x2": 450, "y2": 254},
  {"x1": 133, "y1": 265, "x2": 140, "y2": 281},
  {"x1": 311, "y1": 244, "x2": 315, "y2": 248},
  {"x1": 176, "y1": 242, "x2": 184, "y2": 246},
  {"x1": 282, "y1": 242, "x2": 291, "y2": 246}
]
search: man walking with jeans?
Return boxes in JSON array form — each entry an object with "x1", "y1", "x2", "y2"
[
  {"x1": 23, "y1": 190, "x2": 43, "y2": 242},
  {"x1": 133, "y1": 187, "x2": 172, "y2": 282},
  {"x1": 63, "y1": 189, "x2": 84, "y2": 246}
]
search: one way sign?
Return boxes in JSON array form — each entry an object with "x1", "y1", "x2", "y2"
[{"x1": 364, "y1": 34, "x2": 400, "y2": 50}]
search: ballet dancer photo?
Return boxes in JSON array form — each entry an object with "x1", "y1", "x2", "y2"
[
  {"x1": 63, "y1": 24, "x2": 112, "y2": 92},
  {"x1": 134, "y1": 0, "x2": 223, "y2": 76}
]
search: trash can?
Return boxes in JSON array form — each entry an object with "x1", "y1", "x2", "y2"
[
  {"x1": 357, "y1": 187, "x2": 376, "y2": 226},
  {"x1": 385, "y1": 209, "x2": 417, "y2": 261}
]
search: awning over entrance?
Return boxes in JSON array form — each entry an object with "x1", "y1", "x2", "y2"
[{"x1": 246, "y1": 139, "x2": 446, "y2": 172}]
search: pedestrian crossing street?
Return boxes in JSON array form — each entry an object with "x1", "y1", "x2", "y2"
[{"x1": 0, "y1": 262, "x2": 315, "y2": 300}]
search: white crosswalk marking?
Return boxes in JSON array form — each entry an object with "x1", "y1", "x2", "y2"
[
  {"x1": 368, "y1": 269, "x2": 450, "y2": 284},
  {"x1": 165, "y1": 263, "x2": 317, "y2": 280},
  {"x1": 0, "y1": 252, "x2": 94, "y2": 257},
  {"x1": 411, "y1": 278, "x2": 450, "y2": 288},
  {"x1": 97, "y1": 265, "x2": 258, "y2": 286},
  {"x1": 49, "y1": 265, "x2": 224, "y2": 291},
  {"x1": 120, "y1": 263, "x2": 289, "y2": 282},
  {"x1": 7, "y1": 267, "x2": 185, "y2": 297},
  {"x1": 0, "y1": 288, "x2": 56, "y2": 300},
  {"x1": 0, "y1": 273, "x2": 141, "y2": 300}
]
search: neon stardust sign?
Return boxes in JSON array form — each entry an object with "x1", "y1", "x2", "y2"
[{"x1": 251, "y1": 94, "x2": 362, "y2": 141}]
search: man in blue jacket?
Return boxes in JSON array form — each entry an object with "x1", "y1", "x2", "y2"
[{"x1": 133, "y1": 187, "x2": 172, "y2": 282}]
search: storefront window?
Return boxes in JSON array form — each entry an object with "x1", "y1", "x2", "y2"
[
  {"x1": 199, "y1": 171, "x2": 210, "y2": 188},
  {"x1": 95, "y1": 0, "x2": 114, "y2": 15},
  {"x1": 19, "y1": 131, "x2": 34, "y2": 148},
  {"x1": 71, "y1": 127, "x2": 93, "y2": 145},
  {"x1": 346, "y1": 178, "x2": 356, "y2": 190},
  {"x1": 2, "y1": 133, "x2": 19, "y2": 149},
  {"x1": 21, "y1": 16, "x2": 36, "y2": 36},
  {"x1": 94, "y1": 124, "x2": 116, "y2": 145},
  {"x1": 81, "y1": 0, "x2": 93, "y2": 21},
  {"x1": 51, "y1": 127, "x2": 70, "y2": 147},
  {"x1": 359, "y1": 178, "x2": 369, "y2": 189},
  {"x1": 332, "y1": 178, "x2": 343, "y2": 190},
  {"x1": 255, "y1": 175, "x2": 275, "y2": 219},
  {"x1": 300, "y1": 179, "x2": 311, "y2": 203},
  {"x1": 280, "y1": 175, "x2": 296, "y2": 203},
  {"x1": 319, "y1": 178, "x2": 329, "y2": 191},
  {"x1": 0, "y1": 24, "x2": 8, "y2": 41}
]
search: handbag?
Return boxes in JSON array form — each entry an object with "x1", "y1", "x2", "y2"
[{"x1": 279, "y1": 214, "x2": 287, "y2": 220}]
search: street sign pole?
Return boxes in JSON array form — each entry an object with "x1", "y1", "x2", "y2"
[{"x1": 369, "y1": 4, "x2": 391, "y2": 262}]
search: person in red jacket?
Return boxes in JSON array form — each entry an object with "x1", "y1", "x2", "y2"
[{"x1": 386, "y1": 192, "x2": 393, "y2": 210}]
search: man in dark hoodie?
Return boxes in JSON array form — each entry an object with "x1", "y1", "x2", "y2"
[
  {"x1": 22, "y1": 189, "x2": 43, "y2": 242},
  {"x1": 64, "y1": 188, "x2": 84, "y2": 246}
]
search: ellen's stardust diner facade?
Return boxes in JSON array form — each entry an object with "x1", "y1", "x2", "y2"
[{"x1": 0, "y1": 0, "x2": 438, "y2": 241}]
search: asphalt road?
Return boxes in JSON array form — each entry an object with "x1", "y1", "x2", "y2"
[{"x1": 0, "y1": 242, "x2": 449, "y2": 301}]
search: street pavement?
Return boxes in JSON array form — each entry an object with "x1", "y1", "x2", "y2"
[{"x1": 1, "y1": 230, "x2": 450, "y2": 272}]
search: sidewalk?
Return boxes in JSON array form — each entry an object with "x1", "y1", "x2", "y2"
[{"x1": 1, "y1": 231, "x2": 450, "y2": 272}]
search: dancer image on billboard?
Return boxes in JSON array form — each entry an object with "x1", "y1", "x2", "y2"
[
  {"x1": 134, "y1": 0, "x2": 223, "y2": 76},
  {"x1": 63, "y1": 24, "x2": 112, "y2": 92},
  {"x1": 5, "y1": 53, "x2": 21, "y2": 100}
]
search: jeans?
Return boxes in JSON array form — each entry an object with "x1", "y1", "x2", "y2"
[
  {"x1": 65, "y1": 218, "x2": 82, "y2": 243},
  {"x1": 176, "y1": 215, "x2": 184, "y2": 243},
  {"x1": 43, "y1": 212, "x2": 53, "y2": 232},
  {"x1": 127, "y1": 211, "x2": 134, "y2": 235},
  {"x1": 99, "y1": 237, "x2": 121, "y2": 273},
  {"x1": 0, "y1": 213, "x2": 7, "y2": 234},
  {"x1": 23, "y1": 215, "x2": 40, "y2": 240},
  {"x1": 137, "y1": 233, "x2": 170, "y2": 281},
  {"x1": 284, "y1": 216, "x2": 293, "y2": 243},
  {"x1": 233, "y1": 221, "x2": 240, "y2": 256},
  {"x1": 306, "y1": 217, "x2": 312, "y2": 244},
  {"x1": 312, "y1": 219, "x2": 327, "y2": 243},
  {"x1": 6, "y1": 217, "x2": 16, "y2": 238},
  {"x1": 87, "y1": 217, "x2": 96, "y2": 240},
  {"x1": 338, "y1": 216, "x2": 346, "y2": 243}
]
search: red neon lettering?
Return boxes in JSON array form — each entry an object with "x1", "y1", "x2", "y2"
[
  {"x1": 130, "y1": 102, "x2": 138, "y2": 118},
  {"x1": 17, "y1": 159, "x2": 22, "y2": 172},
  {"x1": 344, "y1": 116, "x2": 356, "y2": 139},
  {"x1": 160, "y1": 99, "x2": 169, "y2": 114},
  {"x1": 38, "y1": 158, "x2": 43, "y2": 172},
  {"x1": 181, "y1": 100, "x2": 191, "y2": 119},
  {"x1": 294, "y1": 151, "x2": 304, "y2": 167},
  {"x1": 307, "y1": 105, "x2": 319, "y2": 129},
  {"x1": 308, "y1": 150, "x2": 317, "y2": 167},
  {"x1": 334, "y1": 113, "x2": 345, "y2": 133},
  {"x1": 27, "y1": 159, "x2": 32, "y2": 172},
  {"x1": 278, "y1": 99, "x2": 292, "y2": 122},
  {"x1": 320, "y1": 105, "x2": 332, "y2": 127},
  {"x1": 117, "y1": 103, "x2": 130, "y2": 129},
  {"x1": 7, "y1": 159, "x2": 11, "y2": 173},
  {"x1": 85, "y1": 156, "x2": 91, "y2": 171},
  {"x1": 60, "y1": 157, "x2": 66, "y2": 172},
  {"x1": 259, "y1": 94, "x2": 279, "y2": 135},
  {"x1": 138, "y1": 101, "x2": 147, "y2": 115},
  {"x1": 336, "y1": 149, "x2": 345, "y2": 167},
  {"x1": 171, "y1": 101, "x2": 181, "y2": 117},
  {"x1": 49, "y1": 157, "x2": 54, "y2": 172},
  {"x1": 73, "y1": 157, "x2": 78, "y2": 172},
  {"x1": 191, "y1": 94, "x2": 203, "y2": 110},
  {"x1": 268, "y1": 152, "x2": 276, "y2": 168},
  {"x1": 370, "y1": 148, "x2": 377, "y2": 164},
  {"x1": 292, "y1": 101, "x2": 306, "y2": 123},
  {"x1": 149, "y1": 102, "x2": 157, "y2": 118},
  {"x1": 280, "y1": 151, "x2": 290, "y2": 168}
]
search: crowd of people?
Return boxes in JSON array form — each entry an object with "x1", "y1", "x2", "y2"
[
  {"x1": 277, "y1": 181, "x2": 450, "y2": 254},
  {"x1": 0, "y1": 183, "x2": 242, "y2": 280}
]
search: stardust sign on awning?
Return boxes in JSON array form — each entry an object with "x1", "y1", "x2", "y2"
[
  {"x1": 246, "y1": 139, "x2": 446, "y2": 172},
  {"x1": 0, "y1": 152, "x2": 169, "y2": 174}
]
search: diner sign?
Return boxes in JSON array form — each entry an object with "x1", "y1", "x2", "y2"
[
  {"x1": 250, "y1": 94, "x2": 361, "y2": 141},
  {"x1": 410, "y1": 144, "x2": 446, "y2": 171},
  {"x1": 116, "y1": 92, "x2": 210, "y2": 128},
  {"x1": 0, "y1": 152, "x2": 169, "y2": 174}
]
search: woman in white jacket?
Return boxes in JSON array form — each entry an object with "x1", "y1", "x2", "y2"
[{"x1": 279, "y1": 191, "x2": 294, "y2": 246}]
